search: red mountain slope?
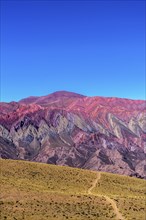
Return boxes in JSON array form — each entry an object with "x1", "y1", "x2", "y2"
[{"x1": 0, "y1": 91, "x2": 146, "y2": 178}]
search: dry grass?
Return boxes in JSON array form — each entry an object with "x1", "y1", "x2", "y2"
[
  {"x1": 0, "y1": 159, "x2": 145, "y2": 220},
  {"x1": 92, "y1": 172, "x2": 146, "y2": 198}
]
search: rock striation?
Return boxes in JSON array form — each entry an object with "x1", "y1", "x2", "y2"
[{"x1": 0, "y1": 91, "x2": 146, "y2": 178}]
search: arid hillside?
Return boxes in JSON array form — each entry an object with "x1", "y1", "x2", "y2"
[
  {"x1": 0, "y1": 159, "x2": 146, "y2": 220},
  {"x1": 0, "y1": 91, "x2": 146, "y2": 178}
]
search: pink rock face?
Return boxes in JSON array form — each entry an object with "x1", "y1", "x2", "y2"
[{"x1": 0, "y1": 91, "x2": 146, "y2": 178}]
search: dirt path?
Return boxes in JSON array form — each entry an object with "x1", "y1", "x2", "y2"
[
  {"x1": 104, "y1": 196, "x2": 125, "y2": 220},
  {"x1": 87, "y1": 172, "x2": 101, "y2": 194},
  {"x1": 87, "y1": 172, "x2": 125, "y2": 220}
]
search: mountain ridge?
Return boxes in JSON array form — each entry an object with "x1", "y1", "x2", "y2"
[
  {"x1": 2, "y1": 91, "x2": 145, "y2": 104},
  {"x1": 0, "y1": 91, "x2": 146, "y2": 178}
]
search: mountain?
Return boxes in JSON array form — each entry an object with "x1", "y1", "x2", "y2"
[
  {"x1": 1, "y1": 159, "x2": 145, "y2": 220},
  {"x1": 0, "y1": 91, "x2": 146, "y2": 178}
]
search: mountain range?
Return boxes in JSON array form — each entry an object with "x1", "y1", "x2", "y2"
[{"x1": 0, "y1": 91, "x2": 146, "y2": 178}]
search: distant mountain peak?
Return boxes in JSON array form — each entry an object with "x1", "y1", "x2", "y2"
[
  {"x1": 19, "y1": 90, "x2": 85, "y2": 105},
  {"x1": 49, "y1": 90, "x2": 85, "y2": 97}
]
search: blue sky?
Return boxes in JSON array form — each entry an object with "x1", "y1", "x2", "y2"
[{"x1": 1, "y1": 0, "x2": 145, "y2": 102}]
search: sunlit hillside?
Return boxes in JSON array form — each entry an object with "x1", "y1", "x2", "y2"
[{"x1": 0, "y1": 159, "x2": 145, "y2": 220}]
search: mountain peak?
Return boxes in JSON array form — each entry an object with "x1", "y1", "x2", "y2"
[
  {"x1": 49, "y1": 90, "x2": 85, "y2": 98},
  {"x1": 19, "y1": 91, "x2": 85, "y2": 105}
]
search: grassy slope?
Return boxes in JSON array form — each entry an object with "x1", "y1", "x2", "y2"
[{"x1": 0, "y1": 159, "x2": 145, "y2": 220}]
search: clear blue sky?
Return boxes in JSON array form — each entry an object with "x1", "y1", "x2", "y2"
[{"x1": 1, "y1": 0, "x2": 145, "y2": 102}]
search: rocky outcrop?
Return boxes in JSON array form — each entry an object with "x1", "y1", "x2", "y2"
[{"x1": 0, "y1": 91, "x2": 146, "y2": 178}]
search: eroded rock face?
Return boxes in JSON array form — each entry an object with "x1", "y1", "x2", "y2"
[{"x1": 0, "y1": 91, "x2": 146, "y2": 178}]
